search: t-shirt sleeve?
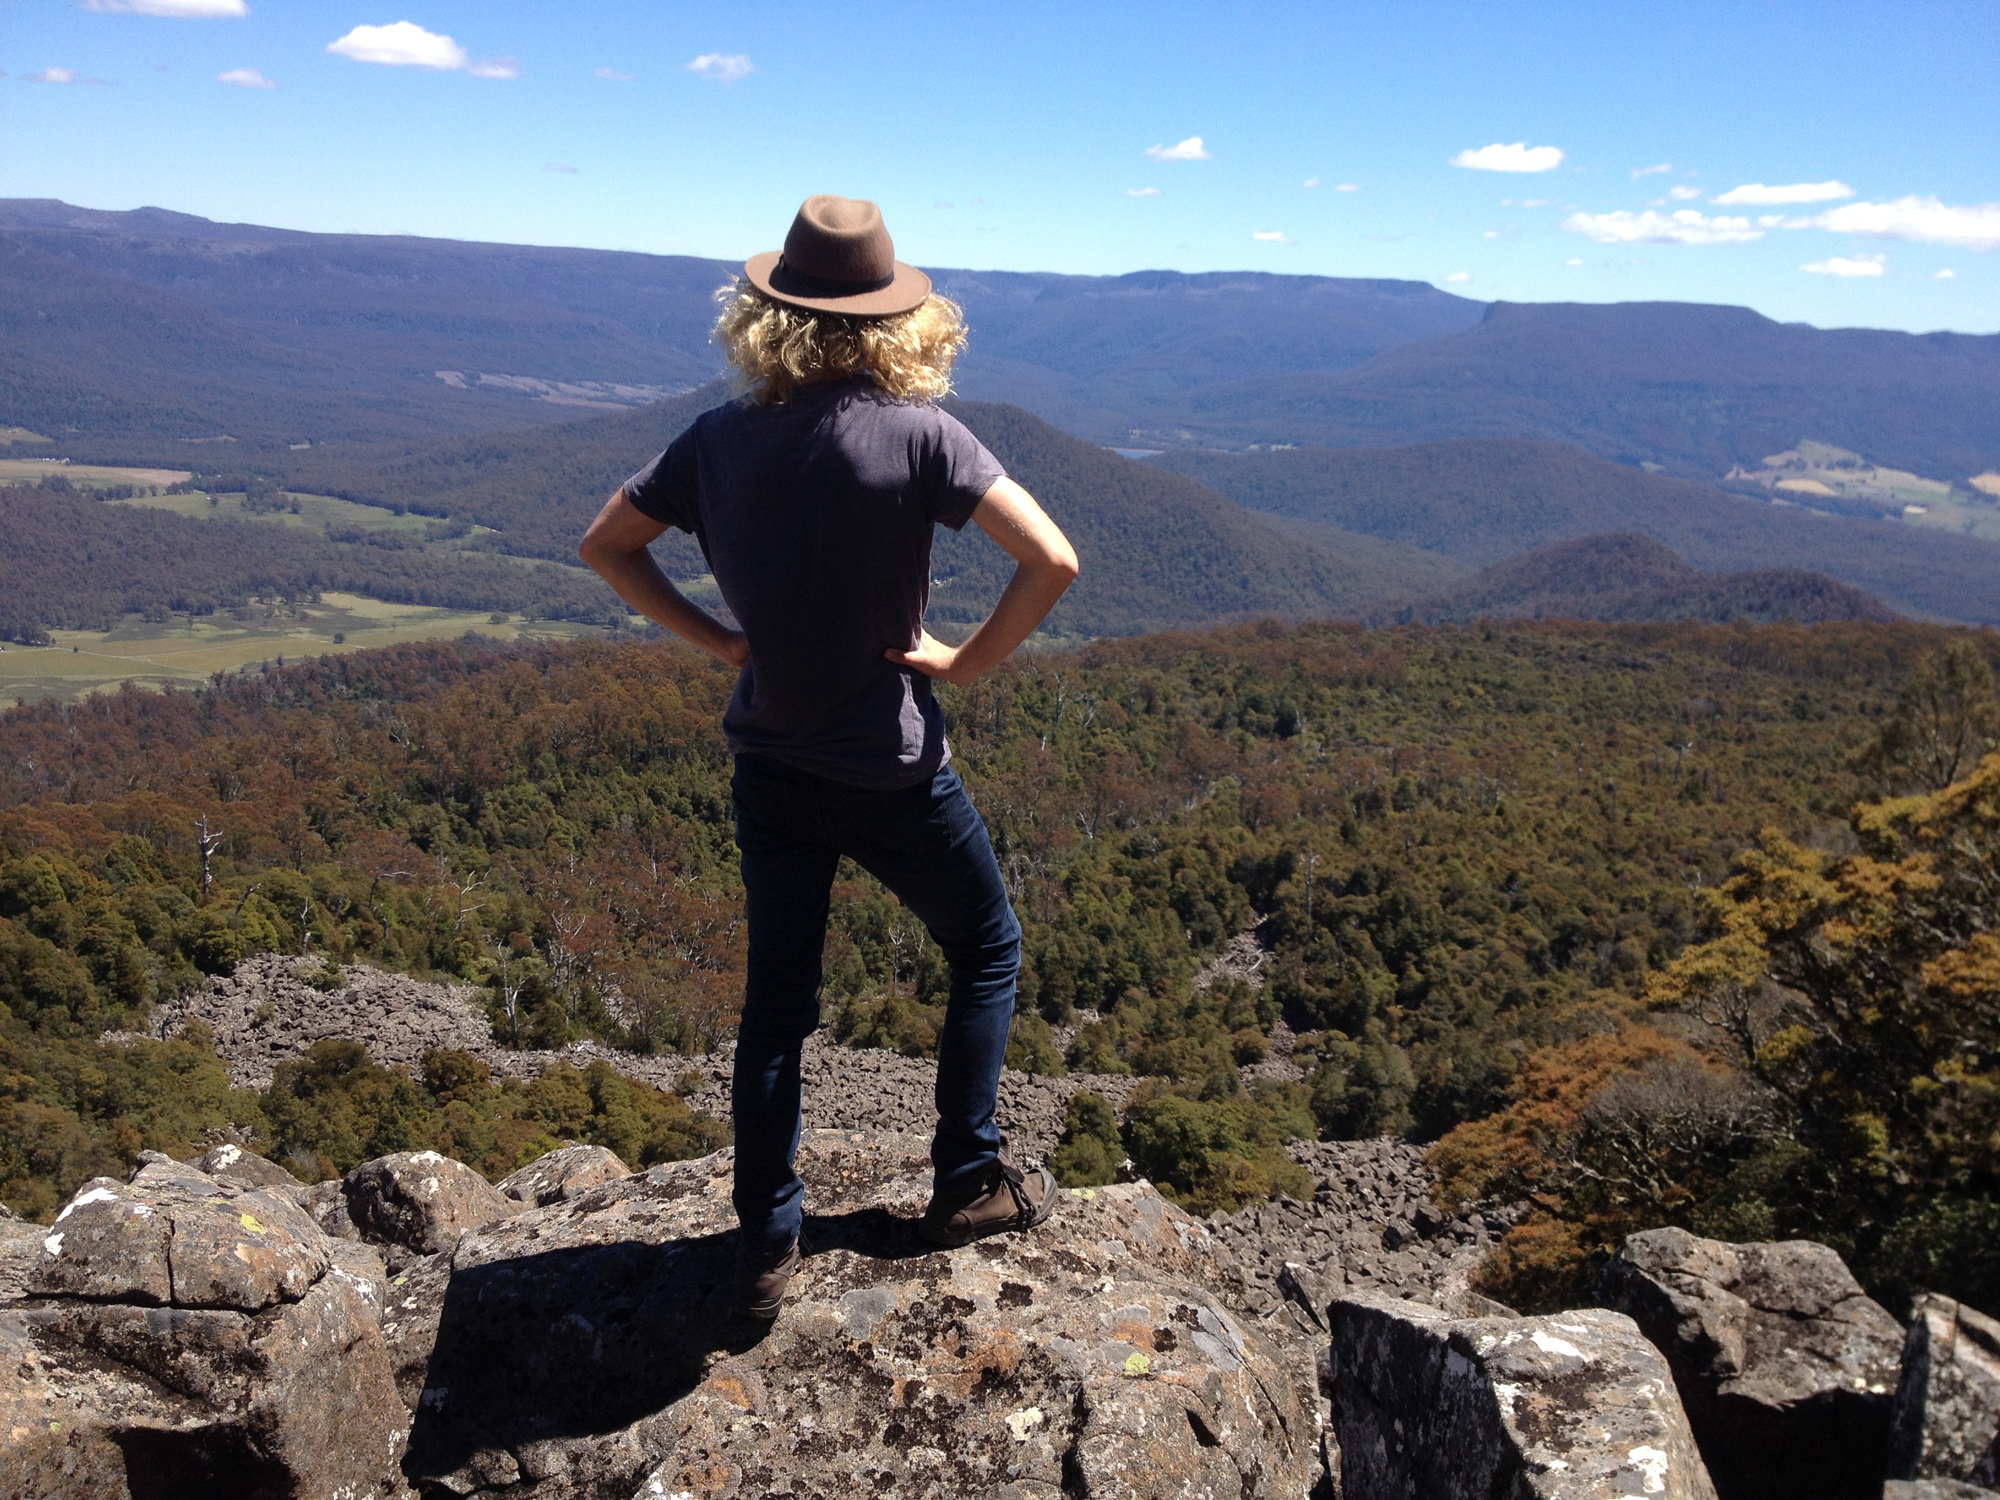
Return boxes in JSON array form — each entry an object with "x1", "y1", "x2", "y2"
[
  {"x1": 924, "y1": 411, "x2": 1008, "y2": 531},
  {"x1": 621, "y1": 427, "x2": 700, "y2": 533}
]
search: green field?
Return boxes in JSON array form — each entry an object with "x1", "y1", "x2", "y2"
[
  {"x1": 0, "y1": 458, "x2": 191, "y2": 488},
  {"x1": 0, "y1": 593, "x2": 611, "y2": 706},
  {"x1": 108, "y1": 486, "x2": 453, "y2": 537}
]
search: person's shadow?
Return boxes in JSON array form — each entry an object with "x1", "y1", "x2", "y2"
[{"x1": 402, "y1": 1206, "x2": 933, "y2": 1485}]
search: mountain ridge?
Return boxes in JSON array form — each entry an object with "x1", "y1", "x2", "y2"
[
  {"x1": 9, "y1": 198, "x2": 1996, "y2": 492},
  {"x1": 1373, "y1": 532, "x2": 1899, "y2": 627},
  {"x1": 1153, "y1": 438, "x2": 2000, "y2": 624}
]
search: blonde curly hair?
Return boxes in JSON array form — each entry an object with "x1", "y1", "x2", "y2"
[{"x1": 712, "y1": 280, "x2": 968, "y2": 406}]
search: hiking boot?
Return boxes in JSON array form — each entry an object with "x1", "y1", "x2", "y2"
[
  {"x1": 921, "y1": 1156, "x2": 1060, "y2": 1248},
  {"x1": 733, "y1": 1236, "x2": 802, "y2": 1320}
]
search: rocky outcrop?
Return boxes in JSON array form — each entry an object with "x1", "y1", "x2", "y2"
[
  {"x1": 0, "y1": 1157, "x2": 409, "y2": 1499},
  {"x1": 122, "y1": 953, "x2": 1143, "y2": 1162},
  {"x1": 1886, "y1": 1482, "x2": 2000, "y2": 1499},
  {"x1": 383, "y1": 1129, "x2": 1315, "y2": 1499},
  {"x1": 1327, "y1": 1289, "x2": 1717, "y2": 1498},
  {"x1": 1892, "y1": 1294, "x2": 2000, "y2": 1487},
  {"x1": 1212, "y1": 1137, "x2": 1499, "y2": 1320},
  {"x1": 1597, "y1": 1226, "x2": 1905, "y2": 1500},
  {"x1": 193, "y1": 1140, "x2": 310, "y2": 1198},
  {"x1": 344, "y1": 1149, "x2": 518, "y2": 1268},
  {"x1": 495, "y1": 1143, "x2": 631, "y2": 1207}
]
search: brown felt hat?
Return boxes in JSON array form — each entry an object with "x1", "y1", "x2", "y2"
[{"x1": 744, "y1": 195, "x2": 932, "y2": 317}]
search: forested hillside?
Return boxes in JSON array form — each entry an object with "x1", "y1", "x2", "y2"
[
  {"x1": 0, "y1": 481, "x2": 623, "y2": 642},
  {"x1": 1133, "y1": 300, "x2": 2000, "y2": 480},
  {"x1": 281, "y1": 391, "x2": 1462, "y2": 634},
  {"x1": 9, "y1": 201, "x2": 1998, "y2": 488},
  {"x1": 1157, "y1": 438, "x2": 2000, "y2": 624},
  {"x1": 1379, "y1": 533, "x2": 1898, "y2": 626},
  {"x1": 2, "y1": 620, "x2": 1993, "y2": 1315}
]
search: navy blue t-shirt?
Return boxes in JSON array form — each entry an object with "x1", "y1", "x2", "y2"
[{"x1": 623, "y1": 379, "x2": 1006, "y2": 789}]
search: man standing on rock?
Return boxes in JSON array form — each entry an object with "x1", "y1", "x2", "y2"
[{"x1": 580, "y1": 196, "x2": 1080, "y2": 1319}]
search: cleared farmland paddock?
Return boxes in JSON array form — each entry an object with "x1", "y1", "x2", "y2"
[{"x1": 0, "y1": 594, "x2": 610, "y2": 705}]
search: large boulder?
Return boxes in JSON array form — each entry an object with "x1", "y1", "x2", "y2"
[
  {"x1": 381, "y1": 1129, "x2": 1316, "y2": 1499},
  {"x1": 1327, "y1": 1289, "x2": 1717, "y2": 1498},
  {"x1": 194, "y1": 1141, "x2": 310, "y2": 1201},
  {"x1": 495, "y1": 1143, "x2": 631, "y2": 1207},
  {"x1": 1891, "y1": 1294, "x2": 2000, "y2": 1486},
  {"x1": 344, "y1": 1148, "x2": 517, "y2": 1266},
  {"x1": 0, "y1": 1155, "x2": 410, "y2": 1499},
  {"x1": 1597, "y1": 1227, "x2": 1905, "y2": 1500}
]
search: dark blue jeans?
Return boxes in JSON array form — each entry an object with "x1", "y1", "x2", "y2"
[{"x1": 728, "y1": 752, "x2": 1022, "y2": 1261}]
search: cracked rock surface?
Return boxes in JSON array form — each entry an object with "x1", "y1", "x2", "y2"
[
  {"x1": 1892, "y1": 1294, "x2": 2000, "y2": 1488},
  {"x1": 382, "y1": 1129, "x2": 1316, "y2": 1500},
  {"x1": 0, "y1": 1156, "x2": 410, "y2": 1499},
  {"x1": 1328, "y1": 1290, "x2": 1717, "y2": 1500},
  {"x1": 1597, "y1": 1226, "x2": 1905, "y2": 1500}
]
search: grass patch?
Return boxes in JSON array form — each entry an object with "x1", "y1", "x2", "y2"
[
  {"x1": 0, "y1": 459, "x2": 191, "y2": 487},
  {"x1": 108, "y1": 487, "x2": 443, "y2": 536},
  {"x1": 0, "y1": 594, "x2": 613, "y2": 705}
]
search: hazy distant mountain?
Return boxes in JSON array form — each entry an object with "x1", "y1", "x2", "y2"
[
  {"x1": 1138, "y1": 300, "x2": 2000, "y2": 481},
  {"x1": 0, "y1": 200, "x2": 1480, "y2": 458},
  {"x1": 932, "y1": 267, "x2": 1484, "y2": 440},
  {"x1": 1375, "y1": 532, "x2": 1899, "y2": 627},
  {"x1": 12, "y1": 199, "x2": 1996, "y2": 491},
  {"x1": 1153, "y1": 438, "x2": 2000, "y2": 624}
]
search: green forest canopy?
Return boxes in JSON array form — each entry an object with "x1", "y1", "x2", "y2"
[{"x1": 0, "y1": 619, "x2": 1994, "y2": 1316}]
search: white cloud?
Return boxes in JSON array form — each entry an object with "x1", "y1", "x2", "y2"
[
  {"x1": 1336, "y1": 183, "x2": 1359, "y2": 193},
  {"x1": 1713, "y1": 180, "x2": 1854, "y2": 205},
  {"x1": 1521, "y1": 197, "x2": 1555, "y2": 208},
  {"x1": 81, "y1": 0, "x2": 246, "y2": 13},
  {"x1": 1302, "y1": 176, "x2": 1320, "y2": 188},
  {"x1": 327, "y1": 22, "x2": 467, "y2": 70},
  {"x1": 1936, "y1": 268, "x2": 1958, "y2": 280},
  {"x1": 26, "y1": 67, "x2": 78, "y2": 83},
  {"x1": 467, "y1": 56, "x2": 518, "y2": 79},
  {"x1": 1482, "y1": 230, "x2": 1498, "y2": 239},
  {"x1": 1757, "y1": 215, "x2": 1784, "y2": 227},
  {"x1": 1565, "y1": 257, "x2": 1584, "y2": 266},
  {"x1": 1632, "y1": 162, "x2": 1672, "y2": 179},
  {"x1": 216, "y1": 66, "x2": 273, "y2": 88},
  {"x1": 1125, "y1": 186, "x2": 1161, "y2": 197},
  {"x1": 1668, "y1": 185, "x2": 1701, "y2": 201},
  {"x1": 1802, "y1": 254, "x2": 1886, "y2": 277},
  {"x1": 595, "y1": 66, "x2": 634, "y2": 81},
  {"x1": 544, "y1": 162, "x2": 578, "y2": 174},
  {"x1": 1451, "y1": 142, "x2": 1564, "y2": 173},
  {"x1": 1251, "y1": 230, "x2": 1296, "y2": 244},
  {"x1": 1796, "y1": 195, "x2": 2000, "y2": 252},
  {"x1": 1446, "y1": 271, "x2": 1471, "y2": 283},
  {"x1": 686, "y1": 53, "x2": 754, "y2": 82},
  {"x1": 1144, "y1": 136, "x2": 1210, "y2": 162},
  {"x1": 1562, "y1": 208, "x2": 1762, "y2": 245}
]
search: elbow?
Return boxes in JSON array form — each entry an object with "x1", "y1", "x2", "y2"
[{"x1": 1049, "y1": 546, "x2": 1081, "y2": 586}]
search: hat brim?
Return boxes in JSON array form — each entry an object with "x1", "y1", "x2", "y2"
[{"x1": 743, "y1": 250, "x2": 933, "y2": 317}]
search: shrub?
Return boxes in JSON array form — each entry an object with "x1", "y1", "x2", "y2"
[
  {"x1": 1049, "y1": 1091, "x2": 1122, "y2": 1188},
  {"x1": 1121, "y1": 1083, "x2": 1312, "y2": 1216}
]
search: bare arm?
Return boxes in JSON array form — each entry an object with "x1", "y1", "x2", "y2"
[
  {"x1": 886, "y1": 476, "x2": 1079, "y2": 687},
  {"x1": 577, "y1": 489, "x2": 748, "y2": 667}
]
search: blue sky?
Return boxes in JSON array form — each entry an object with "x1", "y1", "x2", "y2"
[{"x1": 5, "y1": 0, "x2": 1997, "y2": 333}]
